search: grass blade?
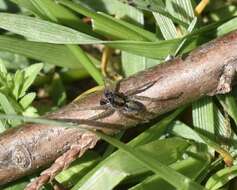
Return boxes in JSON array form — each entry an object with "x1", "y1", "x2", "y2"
[
  {"x1": 0, "y1": 13, "x2": 99, "y2": 44},
  {"x1": 95, "y1": 130, "x2": 206, "y2": 190},
  {"x1": 205, "y1": 165, "x2": 237, "y2": 190},
  {"x1": 0, "y1": 35, "x2": 88, "y2": 69}
]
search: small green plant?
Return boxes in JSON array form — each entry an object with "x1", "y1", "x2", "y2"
[{"x1": 0, "y1": 63, "x2": 42, "y2": 130}]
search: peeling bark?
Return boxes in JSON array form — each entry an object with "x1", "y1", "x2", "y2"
[{"x1": 1, "y1": 30, "x2": 237, "y2": 186}]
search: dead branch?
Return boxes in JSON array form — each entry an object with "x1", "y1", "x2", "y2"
[{"x1": 1, "y1": 30, "x2": 237, "y2": 188}]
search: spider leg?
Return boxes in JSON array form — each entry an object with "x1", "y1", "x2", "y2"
[
  {"x1": 75, "y1": 104, "x2": 109, "y2": 111},
  {"x1": 125, "y1": 80, "x2": 157, "y2": 96},
  {"x1": 120, "y1": 110, "x2": 156, "y2": 123},
  {"x1": 133, "y1": 92, "x2": 183, "y2": 102},
  {"x1": 114, "y1": 79, "x2": 122, "y2": 93},
  {"x1": 87, "y1": 109, "x2": 115, "y2": 121},
  {"x1": 119, "y1": 111, "x2": 144, "y2": 122}
]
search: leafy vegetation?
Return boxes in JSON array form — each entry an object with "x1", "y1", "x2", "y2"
[{"x1": 0, "y1": 0, "x2": 237, "y2": 189}]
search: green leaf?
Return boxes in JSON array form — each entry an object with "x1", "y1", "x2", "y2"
[
  {"x1": 165, "y1": 0, "x2": 195, "y2": 24},
  {"x1": 17, "y1": 0, "x2": 92, "y2": 34},
  {"x1": 93, "y1": 12, "x2": 157, "y2": 41},
  {"x1": 119, "y1": 0, "x2": 154, "y2": 77},
  {"x1": 214, "y1": 104, "x2": 235, "y2": 149},
  {"x1": 95, "y1": 131, "x2": 206, "y2": 190},
  {"x1": 109, "y1": 39, "x2": 182, "y2": 59},
  {"x1": 67, "y1": 45, "x2": 103, "y2": 85},
  {"x1": 129, "y1": 108, "x2": 185, "y2": 147},
  {"x1": 56, "y1": 151, "x2": 101, "y2": 187},
  {"x1": 81, "y1": 0, "x2": 143, "y2": 19},
  {"x1": 0, "y1": 92, "x2": 20, "y2": 126},
  {"x1": 0, "y1": 119, "x2": 5, "y2": 133},
  {"x1": 153, "y1": 12, "x2": 178, "y2": 40},
  {"x1": 11, "y1": 0, "x2": 46, "y2": 18},
  {"x1": 13, "y1": 70, "x2": 25, "y2": 99},
  {"x1": 0, "y1": 13, "x2": 100, "y2": 44},
  {"x1": 131, "y1": 153, "x2": 210, "y2": 190},
  {"x1": 192, "y1": 97, "x2": 215, "y2": 154},
  {"x1": 218, "y1": 94, "x2": 237, "y2": 126},
  {"x1": 20, "y1": 63, "x2": 43, "y2": 98},
  {"x1": 0, "y1": 35, "x2": 87, "y2": 69},
  {"x1": 1, "y1": 12, "x2": 229, "y2": 59},
  {"x1": 59, "y1": 0, "x2": 157, "y2": 41},
  {"x1": 19, "y1": 92, "x2": 36, "y2": 109},
  {"x1": 1, "y1": 177, "x2": 29, "y2": 190},
  {"x1": 0, "y1": 60, "x2": 7, "y2": 74},
  {"x1": 118, "y1": 0, "x2": 188, "y2": 27},
  {"x1": 217, "y1": 17, "x2": 237, "y2": 36},
  {"x1": 170, "y1": 121, "x2": 233, "y2": 166},
  {"x1": 72, "y1": 138, "x2": 190, "y2": 190},
  {"x1": 21, "y1": 1, "x2": 103, "y2": 84},
  {"x1": 0, "y1": 92, "x2": 17, "y2": 115},
  {"x1": 205, "y1": 165, "x2": 237, "y2": 190}
]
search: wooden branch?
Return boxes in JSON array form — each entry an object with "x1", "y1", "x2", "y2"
[{"x1": 1, "y1": 30, "x2": 237, "y2": 187}]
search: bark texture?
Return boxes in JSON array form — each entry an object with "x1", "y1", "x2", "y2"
[{"x1": 1, "y1": 30, "x2": 237, "y2": 186}]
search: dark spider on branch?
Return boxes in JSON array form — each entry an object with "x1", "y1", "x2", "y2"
[{"x1": 77, "y1": 79, "x2": 182, "y2": 122}]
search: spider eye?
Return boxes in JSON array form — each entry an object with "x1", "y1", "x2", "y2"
[{"x1": 104, "y1": 90, "x2": 110, "y2": 97}]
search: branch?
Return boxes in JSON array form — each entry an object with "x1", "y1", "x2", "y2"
[{"x1": 1, "y1": 30, "x2": 237, "y2": 187}]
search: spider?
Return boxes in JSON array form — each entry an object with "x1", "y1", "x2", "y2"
[{"x1": 78, "y1": 79, "x2": 182, "y2": 122}]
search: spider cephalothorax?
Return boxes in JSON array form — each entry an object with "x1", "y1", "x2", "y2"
[{"x1": 100, "y1": 89, "x2": 127, "y2": 108}]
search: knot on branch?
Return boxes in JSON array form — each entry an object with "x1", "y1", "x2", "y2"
[
  {"x1": 214, "y1": 58, "x2": 237, "y2": 95},
  {"x1": 11, "y1": 145, "x2": 32, "y2": 170}
]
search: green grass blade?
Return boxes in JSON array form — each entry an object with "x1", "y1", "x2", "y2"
[
  {"x1": 170, "y1": 121, "x2": 233, "y2": 166},
  {"x1": 95, "y1": 131, "x2": 206, "y2": 190},
  {"x1": 72, "y1": 138, "x2": 189, "y2": 190},
  {"x1": 0, "y1": 13, "x2": 100, "y2": 44},
  {"x1": 129, "y1": 107, "x2": 186, "y2": 147},
  {"x1": 118, "y1": 0, "x2": 188, "y2": 27},
  {"x1": 217, "y1": 17, "x2": 237, "y2": 36},
  {"x1": 0, "y1": 35, "x2": 87, "y2": 69},
  {"x1": 28, "y1": 0, "x2": 91, "y2": 35},
  {"x1": 131, "y1": 153, "x2": 210, "y2": 190},
  {"x1": 11, "y1": 0, "x2": 47, "y2": 18},
  {"x1": 205, "y1": 165, "x2": 237, "y2": 190},
  {"x1": 192, "y1": 97, "x2": 215, "y2": 141},
  {"x1": 56, "y1": 151, "x2": 101, "y2": 187},
  {"x1": 58, "y1": 0, "x2": 157, "y2": 41},
  {"x1": 214, "y1": 104, "x2": 235, "y2": 149},
  {"x1": 29, "y1": 0, "x2": 58, "y2": 22},
  {"x1": 108, "y1": 39, "x2": 182, "y2": 59},
  {"x1": 67, "y1": 45, "x2": 103, "y2": 85},
  {"x1": 165, "y1": 0, "x2": 195, "y2": 24},
  {"x1": 23, "y1": 1, "x2": 103, "y2": 84},
  {"x1": 81, "y1": 0, "x2": 144, "y2": 19},
  {"x1": 119, "y1": 0, "x2": 156, "y2": 77},
  {"x1": 218, "y1": 94, "x2": 237, "y2": 126},
  {"x1": 153, "y1": 12, "x2": 178, "y2": 40},
  {"x1": 94, "y1": 12, "x2": 157, "y2": 41}
]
